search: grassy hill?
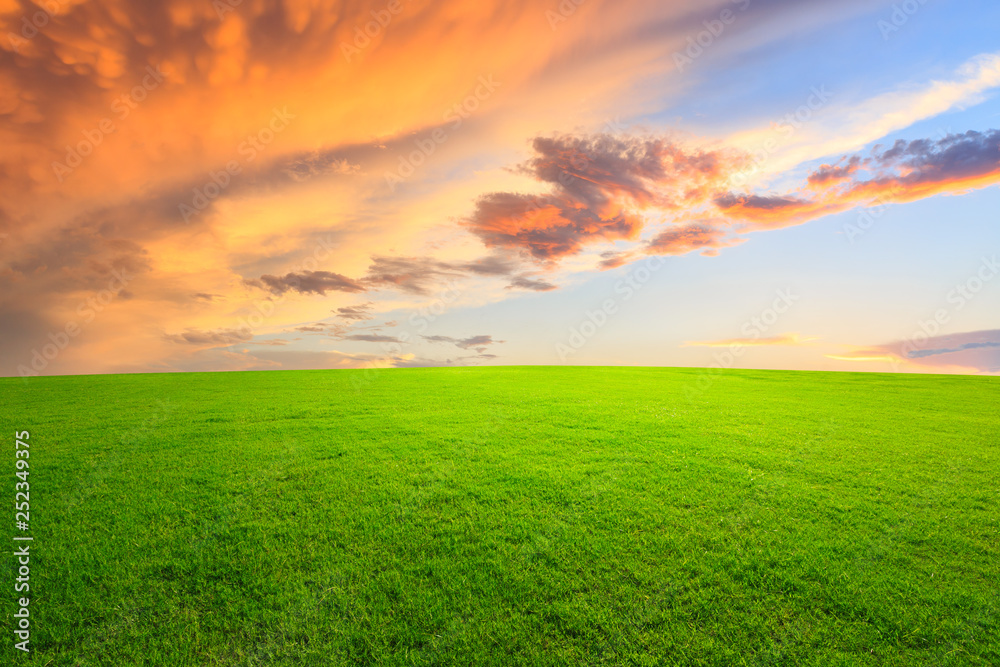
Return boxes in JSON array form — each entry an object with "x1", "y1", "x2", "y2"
[{"x1": 2, "y1": 366, "x2": 998, "y2": 665}]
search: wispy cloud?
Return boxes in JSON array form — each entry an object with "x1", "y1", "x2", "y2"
[
  {"x1": 683, "y1": 333, "x2": 818, "y2": 348},
  {"x1": 422, "y1": 334, "x2": 504, "y2": 354},
  {"x1": 829, "y1": 330, "x2": 1000, "y2": 374}
]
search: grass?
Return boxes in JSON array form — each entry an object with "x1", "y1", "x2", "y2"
[{"x1": 1, "y1": 366, "x2": 998, "y2": 665}]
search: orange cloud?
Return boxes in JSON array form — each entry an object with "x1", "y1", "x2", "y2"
[
  {"x1": 464, "y1": 134, "x2": 747, "y2": 260},
  {"x1": 466, "y1": 192, "x2": 643, "y2": 261},
  {"x1": 644, "y1": 223, "x2": 742, "y2": 257}
]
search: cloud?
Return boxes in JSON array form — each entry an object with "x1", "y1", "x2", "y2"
[
  {"x1": 683, "y1": 333, "x2": 818, "y2": 347},
  {"x1": 463, "y1": 125, "x2": 1000, "y2": 266},
  {"x1": 148, "y1": 347, "x2": 387, "y2": 374},
  {"x1": 596, "y1": 251, "x2": 634, "y2": 270},
  {"x1": 906, "y1": 340, "x2": 1000, "y2": 359},
  {"x1": 826, "y1": 353, "x2": 899, "y2": 363},
  {"x1": 460, "y1": 254, "x2": 521, "y2": 276},
  {"x1": 342, "y1": 334, "x2": 401, "y2": 343},
  {"x1": 246, "y1": 338, "x2": 292, "y2": 346},
  {"x1": 237, "y1": 125, "x2": 1000, "y2": 305},
  {"x1": 714, "y1": 128, "x2": 1000, "y2": 232},
  {"x1": 334, "y1": 302, "x2": 374, "y2": 321},
  {"x1": 829, "y1": 330, "x2": 1000, "y2": 374},
  {"x1": 293, "y1": 322, "x2": 348, "y2": 335},
  {"x1": 2, "y1": 1, "x2": 998, "y2": 378},
  {"x1": 646, "y1": 223, "x2": 740, "y2": 257},
  {"x1": 164, "y1": 327, "x2": 252, "y2": 346},
  {"x1": 390, "y1": 358, "x2": 443, "y2": 368},
  {"x1": 466, "y1": 192, "x2": 642, "y2": 261},
  {"x1": 244, "y1": 252, "x2": 523, "y2": 301},
  {"x1": 1, "y1": 224, "x2": 151, "y2": 297},
  {"x1": 359, "y1": 254, "x2": 520, "y2": 295},
  {"x1": 506, "y1": 275, "x2": 557, "y2": 291},
  {"x1": 728, "y1": 52, "x2": 1000, "y2": 181},
  {"x1": 422, "y1": 334, "x2": 504, "y2": 353},
  {"x1": 842, "y1": 129, "x2": 1000, "y2": 203},
  {"x1": 359, "y1": 256, "x2": 463, "y2": 295},
  {"x1": 391, "y1": 352, "x2": 498, "y2": 368},
  {"x1": 807, "y1": 156, "x2": 862, "y2": 187},
  {"x1": 713, "y1": 193, "x2": 841, "y2": 229},
  {"x1": 464, "y1": 134, "x2": 745, "y2": 261},
  {"x1": 281, "y1": 150, "x2": 361, "y2": 182},
  {"x1": 248, "y1": 271, "x2": 367, "y2": 296}
]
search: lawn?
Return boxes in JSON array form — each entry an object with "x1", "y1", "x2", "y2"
[{"x1": 1, "y1": 366, "x2": 998, "y2": 665}]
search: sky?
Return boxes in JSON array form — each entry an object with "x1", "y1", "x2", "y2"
[{"x1": 1, "y1": 0, "x2": 999, "y2": 377}]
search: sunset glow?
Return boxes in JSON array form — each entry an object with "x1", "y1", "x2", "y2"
[{"x1": 3, "y1": 0, "x2": 999, "y2": 377}]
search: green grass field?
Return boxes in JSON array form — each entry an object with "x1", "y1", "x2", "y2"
[{"x1": 2, "y1": 366, "x2": 998, "y2": 665}]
